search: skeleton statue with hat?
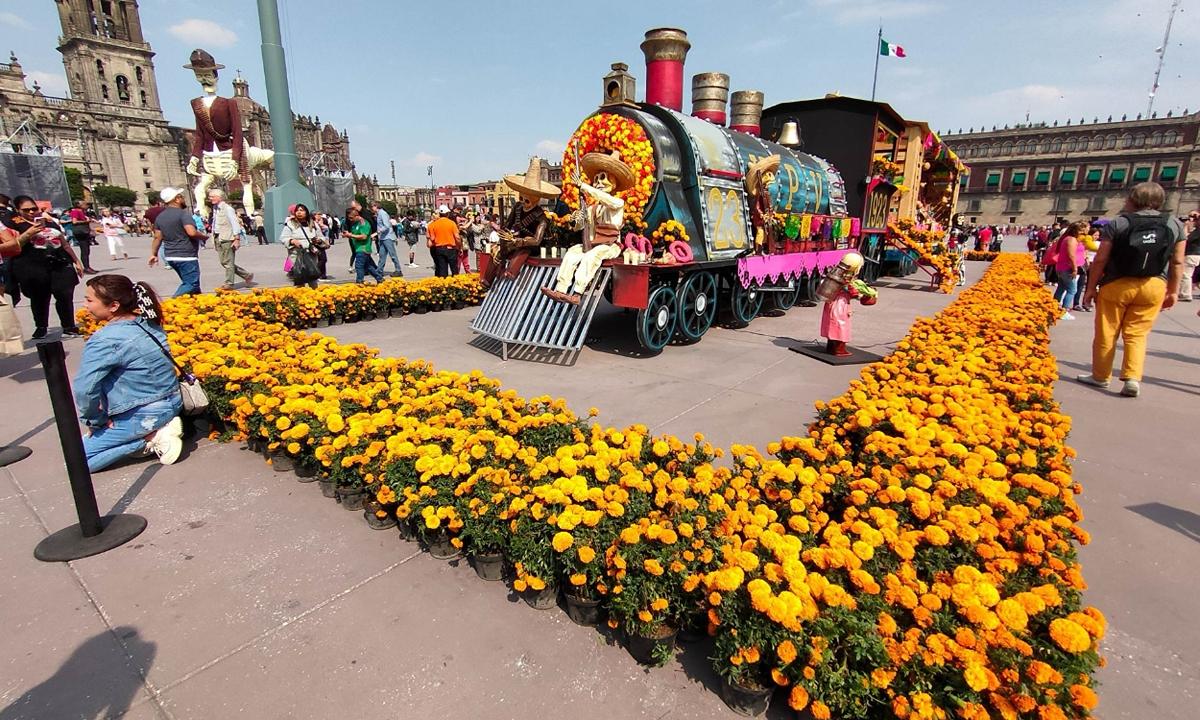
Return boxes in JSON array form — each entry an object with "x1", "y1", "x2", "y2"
[
  {"x1": 542, "y1": 150, "x2": 635, "y2": 305},
  {"x1": 184, "y1": 49, "x2": 274, "y2": 214},
  {"x1": 746, "y1": 154, "x2": 781, "y2": 254},
  {"x1": 481, "y1": 156, "x2": 560, "y2": 289}
]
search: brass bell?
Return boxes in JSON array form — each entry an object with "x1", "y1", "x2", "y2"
[{"x1": 776, "y1": 120, "x2": 801, "y2": 148}]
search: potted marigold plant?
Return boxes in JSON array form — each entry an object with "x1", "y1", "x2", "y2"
[
  {"x1": 454, "y1": 463, "x2": 519, "y2": 582},
  {"x1": 507, "y1": 495, "x2": 560, "y2": 610}
]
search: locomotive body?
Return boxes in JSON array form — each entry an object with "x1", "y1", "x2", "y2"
[{"x1": 595, "y1": 104, "x2": 848, "y2": 264}]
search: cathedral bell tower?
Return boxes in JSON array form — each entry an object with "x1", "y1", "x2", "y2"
[{"x1": 55, "y1": 0, "x2": 163, "y2": 116}]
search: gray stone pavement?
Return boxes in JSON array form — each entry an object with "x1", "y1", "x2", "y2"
[{"x1": 0, "y1": 235, "x2": 1196, "y2": 718}]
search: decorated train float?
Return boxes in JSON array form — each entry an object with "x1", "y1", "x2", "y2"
[{"x1": 471, "y1": 28, "x2": 965, "y2": 360}]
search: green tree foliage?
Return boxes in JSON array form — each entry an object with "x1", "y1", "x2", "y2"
[
  {"x1": 64, "y1": 167, "x2": 85, "y2": 203},
  {"x1": 91, "y1": 184, "x2": 138, "y2": 208}
]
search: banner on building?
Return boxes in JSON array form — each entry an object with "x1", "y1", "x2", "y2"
[
  {"x1": 0, "y1": 151, "x2": 71, "y2": 210},
  {"x1": 308, "y1": 173, "x2": 354, "y2": 216}
]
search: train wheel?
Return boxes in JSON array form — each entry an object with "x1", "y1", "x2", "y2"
[
  {"x1": 675, "y1": 271, "x2": 717, "y2": 343},
  {"x1": 728, "y1": 281, "x2": 763, "y2": 328},
  {"x1": 768, "y1": 280, "x2": 800, "y2": 313},
  {"x1": 636, "y1": 284, "x2": 678, "y2": 355}
]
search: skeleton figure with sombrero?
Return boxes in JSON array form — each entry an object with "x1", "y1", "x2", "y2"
[
  {"x1": 183, "y1": 49, "x2": 274, "y2": 215},
  {"x1": 541, "y1": 151, "x2": 634, "y2": 305},
  {"x1": 481, "y1": 156, "x2": 560, "y2": 289},
  {"x1": 746, "y1": 154, "x2": 781, "y2": 254}
]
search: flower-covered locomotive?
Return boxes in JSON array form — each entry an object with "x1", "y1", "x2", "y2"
[{"x1": 473, "y1": 28, "x2": 868, "y2": 358}]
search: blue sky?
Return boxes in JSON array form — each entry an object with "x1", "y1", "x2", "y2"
[{"x1": 5, "y1": 0, "x2": 1198, "y2": 186}]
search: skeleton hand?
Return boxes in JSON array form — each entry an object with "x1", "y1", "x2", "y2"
[{"x1": 186, "y1": 157, "x2": 200, "y2": 176}]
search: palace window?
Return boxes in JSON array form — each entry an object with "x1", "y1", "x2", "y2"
[
  {"x1": 1105, "y1": 135, "x2": 1117, "y2": 149},
  {"x1": 1050, "y1": 139, "x2": 1062, "y2": 152},
  {"x1": 1085, "y1": 168, "x2": 1102, "y2": 183},
  {"x1": 1034, "y1": 170, "x2": 1051, "y2": 185},
  {"x1": 1039, "y1": 140, "x2": 1051, "y2": 153},
  {"x1": 966, "y1": 199, "x2": 982, "y2": 212},
  {"x1": 1005, "y1": 197, "x2": 1022, "y2": 213},
  {"x1": 1134, "y1": 134, "x2": 1146, "y2": 148},
  {"x1": 1150, "y1": 131, "x2": 1162, "y2": 146},
  {"x1": 1160, "y1": 166, "x2": 1180, "y2": 182},
  {"x1": 1060, "y1": 169, "x2": 1077, "y2": 185},
  {"x1": 1087, "y1": 196, "x2": 1107, "y2": 212},
  {"x1": 1001, "y1": 141, "x2": 1012, "y2": 155},
  {"x1": 1109, "y1": 167, "x2": 1127, "y2": 184},
  {"x1": 1132, "y1": 167, "x2": 1151, "y2": 182},
  {"x1": 1011, "y1": 171, "x2": 1027, "y2": 187},
  {"x1": 1163, "y1": 130, "x2": 1180, "y2": 145},
  {"x1": 985, "y1": 172, "x2": 1001, "y2": 187},
  {"x1": 1053, "y1": 196, "x2": 1072, "y2": 213},
  {"x1": 1121, "y1": 134, "x2": 1133, "y2": 149},
  {"x1": 1064, "y1": 139, "x2": 1076, "y2": 152}
]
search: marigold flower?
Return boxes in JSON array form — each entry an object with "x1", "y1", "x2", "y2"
[{"x1": 551, "y1": 531, "x2": 574, "y2": 553}]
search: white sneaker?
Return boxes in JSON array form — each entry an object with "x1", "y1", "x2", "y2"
[
  {"x1": 1120, "y1": 380, "x2": 1141, "y2": 398},
  {"x1": 146, "y1": 417, "x2": 183, "y2": 465},
  {"x1": 408, "y1": 263, "x2": 419, "y2": 268},
  {"x1": 1061, "y1": 312, "x2": 1075, "y2": 320}
]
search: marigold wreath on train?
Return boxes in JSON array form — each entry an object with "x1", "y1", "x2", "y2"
[{"x1": 561, "y1": 113, "x2": 656, "y2": 231}]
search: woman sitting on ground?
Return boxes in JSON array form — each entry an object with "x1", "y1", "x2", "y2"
[
  {"x1": 74, "y1": 274, "x2": 184, "y2": 471},
  {"x1": 279, "y1": 203, "x2": 327, "y2": 289}
]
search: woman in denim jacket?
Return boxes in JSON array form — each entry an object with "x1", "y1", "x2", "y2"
[{"x1": 74, "y1": 275, "x2": 184, "y2": 471}]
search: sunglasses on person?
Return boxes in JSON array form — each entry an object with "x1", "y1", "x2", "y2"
[{"x1": 18, "y1": 206, "x2": 38, "y2": 213}]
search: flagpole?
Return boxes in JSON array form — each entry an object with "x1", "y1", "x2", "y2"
[{"x1": 871, "y1": 24, "x2": 882, "y2": 101}]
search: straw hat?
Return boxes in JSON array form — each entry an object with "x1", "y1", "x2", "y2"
[
  {"x1": 746, "y1": 154, "x2": 781, "y2": 195},
  {"x1": 581, "y1": 151, "x2": 635, "y2": 192},
  {"x1": 504, "y1": 156, "x2": 562, "y2": 200}
]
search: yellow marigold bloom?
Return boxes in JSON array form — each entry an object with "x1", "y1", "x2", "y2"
[
  {"x1": 551, "y1": 531, "x2": 574, "y2": 553},
  {"x1": 527, "y1": 576, "x2": 546, "y2": 591},
  {"x1": 577, "y1": 546, "x2": 596, "y2": 563},
  {"x1": 810, "y1": 700, "x2": 830, "y2": 720},
  {"x1": 643, "y1": 558, "x2": 665, "y2": 576},
  {"x1": 275, "y1": 416, "x2": 291, "y2": 431},
  {"x1": 650, "y1": 597, "x2": 669, "y2": 611},
  {"x1": 652, "y1": 440, "x2": 670, "y2": 457},
  {"x1": 1049, "y1": 618, "x2": 1092, "y2": 653},
  {"x1": 569, "y1": 573, "x2": 587, "y2": 586},
  {"x1": 995, "y1": 598, "x2": 1029, "y2": 631},
  {"x1": 870, "y1": 668, "x2": 894, "y2": 688},
  {"x1": 638, "y1": 610, "x2": 653, "y2": 623},
  {"x1": 963, "y1": 662, "x2": 989, "y2": 692},
  {"x1": 777, "y1": 640, "x2": 798, "y2": 664}
]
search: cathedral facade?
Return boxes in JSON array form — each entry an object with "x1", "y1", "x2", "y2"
[{"x1": 0, "y1": 0, "x2": 362, "y2": 209}]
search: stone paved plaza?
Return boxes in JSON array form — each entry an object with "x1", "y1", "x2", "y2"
[{"x1": 0, "y1": 236, "x2": 1197, "y2": 719}]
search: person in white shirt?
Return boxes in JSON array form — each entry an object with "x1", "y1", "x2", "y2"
[
  {"x1": 99, "y1": 208, "x2": 128, "y2": 260},
  {"x1": 207, "y1": 188, "x2": 254, "y2": 289}
]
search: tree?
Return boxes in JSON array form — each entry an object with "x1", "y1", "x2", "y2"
[
  {"x1": 91, "y1": 184, "x2": 137, "y2": 208},
  {"x1": 378, "y1": 199, "x2": 399, "y2": 218},
  {"x1": 144, "y1": 190, "x2": 161, "y2": 206},
  {"x1": 64, "y1": 167, "x2": 85, "y2": 203},
  {"x1": 354, "y1": 193, "x2": 368, "y2": 209}
]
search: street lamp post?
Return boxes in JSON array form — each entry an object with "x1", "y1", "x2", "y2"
[{"x1": 256, "y1": 0, "x2": 314, "y2": 234}]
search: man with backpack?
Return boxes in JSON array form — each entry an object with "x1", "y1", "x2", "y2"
[{"x1": 1077, "y1": 182, "x2": 1186, "y2": 397}]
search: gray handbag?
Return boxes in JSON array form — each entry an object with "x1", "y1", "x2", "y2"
[{"x1": 136, "y1": 323, "x2": 210, "y2": 416}]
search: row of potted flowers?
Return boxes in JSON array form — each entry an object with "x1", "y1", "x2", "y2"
[
  {"x1": 964, "y1": 250, "x2": 1000, "y2": 261},
  {"x1": 888, "y1": 219, "x2": 961, "y2": 294},
  {"x1": 97, "y1": 258, "x2": 1100, "y2": 719}
]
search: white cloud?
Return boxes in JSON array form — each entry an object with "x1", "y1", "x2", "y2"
[
  {"x1": 407, "y1": 151, "x2": 442, "y2": 167},
  {"x1": 27, "y1": 71, "x2": 68, "y2": 96},
  {"x1": 167, "y1": 19, "x2": 238, "y2": 48},
  {"x1": 535, "y1": 139, "x2": 565, "y2": 156},
  {"x1": 0, "y1": 11, "x2": 29, "y2": 29}
]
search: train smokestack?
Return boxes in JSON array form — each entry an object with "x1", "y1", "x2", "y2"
[
  {"x1": 730, "y1": 90, "x2": 765, "y2": 136},
  {"x1": 691, "y1": 72, "x2": 730, "y2": 125},
  {"x1": 640, "y1": 28, "x2": 691, "y2": 111}
]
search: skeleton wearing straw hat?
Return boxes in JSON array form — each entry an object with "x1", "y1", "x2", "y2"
[
  {"x1": 746, "y1": 154, "x2": 781, "y2": 254},
  {"x1": 482, "y1": 156, "x2": 560, "y2": 289},
  {"x1": 542, "y1": 151, "x2": 634, "y2": 305},
  {"x1": 183, "y1": 49, "x2": 274, "y2": 215}
]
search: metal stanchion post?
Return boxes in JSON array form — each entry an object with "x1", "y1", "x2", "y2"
[{"x1": 33, "y1": 341, "x2": 146, "y2": 562}]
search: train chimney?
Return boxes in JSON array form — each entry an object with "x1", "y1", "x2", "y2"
[
  {"x1": 776, "y1": 119, "x2": 802, "y2": 148},
  {"x1": 691, "y1": 72, "x2": 730, "y2": 125},
  {"x1": 640, "y1": 28, "x2": 691, "y2": 111},
  {"x1": 730, "y1": 90, "x2": 765, "y2": 136}
]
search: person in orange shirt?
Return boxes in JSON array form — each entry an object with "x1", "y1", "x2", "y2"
[{"x1": 426, "y1": 205, "x2": 461, "y2": 277}]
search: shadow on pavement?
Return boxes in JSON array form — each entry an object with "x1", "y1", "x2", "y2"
[
  {"x1": 0, "y1": 626, "x2": 156, "y2": 720},
  {"x1": 1127, "y1": 503, "x2": 1200, "y2": 545},
  {"x1": 3, "y1": 416, "x2": 54, "y2": 449},
  {"x1": 108, "y1": 463, "x2": 161, "y2": 516},
  {"x1": 1057, "y1": 359, "x2": 1200, "y2": 398}
]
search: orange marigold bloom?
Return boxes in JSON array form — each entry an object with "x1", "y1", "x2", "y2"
[
  {"x1": 777, "y1": 640, "x2": 798, "y2": 664},
  {"x1": 1069, "y1": 684, "x2": 1098, "y2": 710},
  {"x1": 787, "y1": 684, "x2": 809, "y2": 711},
  {"x1": 1049, "y1": 618, "x2": 1092, "y2": 653}
]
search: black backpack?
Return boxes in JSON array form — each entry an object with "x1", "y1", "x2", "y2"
[{"x1": 1111, "y1": 212, "x2": 1175, "y2": 278}]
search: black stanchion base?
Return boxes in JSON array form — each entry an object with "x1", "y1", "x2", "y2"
[
  {"x1": 0, "y1": 445, "x2": 33, "y2": 467},
  {"x1": 34, "y1": 514, "x2": 148, "y2": 562}
]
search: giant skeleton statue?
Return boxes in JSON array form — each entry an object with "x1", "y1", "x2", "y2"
[{"x1": 183, "y1": 49, "x2": 274, "y2": 215}]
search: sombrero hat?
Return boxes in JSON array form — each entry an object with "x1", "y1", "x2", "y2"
[
  {"x1": 746, "y1": 154, "x2": 781, "y2": 195},
  {"x1": 183, "y1": 49, "x2": 224, "y2": 71},
  {"x1": 504, "y1": 156, "x2": 561, "y2": 200},
  {"x1": 581, "y1": 151, "x2": 635, "y2": 193}
]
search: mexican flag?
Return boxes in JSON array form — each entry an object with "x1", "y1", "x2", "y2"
[{"x1": 880, "y1": 38, "x2": 906, "y2": 57}]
